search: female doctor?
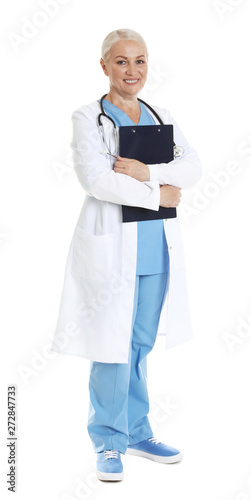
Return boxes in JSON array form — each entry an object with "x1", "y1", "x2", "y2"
[{"x1": 51, "y1": 29, "x2": 202, "y2": 482}]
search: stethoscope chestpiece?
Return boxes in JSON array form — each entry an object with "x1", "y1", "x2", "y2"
[{"x1": 174, "y1": 145, "x2": 184, "y2": 158}]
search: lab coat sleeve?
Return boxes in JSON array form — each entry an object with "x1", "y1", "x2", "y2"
[
  {"x1": 148, "y1": 109, "x2": 202, "y2": 189},
  {"x1": 71, "y1": 108, "x2": 160, "y2": 210}
]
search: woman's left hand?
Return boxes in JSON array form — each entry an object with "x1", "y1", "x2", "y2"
[{"x1": 114, "y1": 156, "x2": 150, "y2": 182}]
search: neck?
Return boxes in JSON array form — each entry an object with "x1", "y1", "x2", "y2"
[{"x1": 105, "y1": 89, "x2": 139, "y2": 110}]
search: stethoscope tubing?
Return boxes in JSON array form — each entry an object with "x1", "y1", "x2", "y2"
[
  {"x1": 97, "y1": 93, "x2": 184, "y2": 158},
  {"x1": 98, "y1": 93, "x2": 164, "y2": 127}
]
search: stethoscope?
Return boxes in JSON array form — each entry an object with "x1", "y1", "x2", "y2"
[{"x1": 97, "y1": 93, "x2": 184, "y2": 159}]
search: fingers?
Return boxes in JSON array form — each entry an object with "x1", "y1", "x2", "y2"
[
  {"x1": 115, "y1": 157, "x2": 131, "y2": 167},
  {"x1": 173, "y1": 187, "x2": 182, "y2": 204},
  {"x1": 114, "y1": 163, "x2": 126, "y2": 171},
  {"x1": 116, "y1": 155, "x2": 132, "y2": 162},
  {"x1": 114, "y1": 159, "x2": 125, "y2": 170},
  {"x1": 114, "y1": 158, "x2": 135, "y2": 171}
]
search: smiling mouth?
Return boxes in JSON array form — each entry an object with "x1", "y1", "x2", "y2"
[{"x1": 124, "y1": 79, "x2": 139, "y2": 84}]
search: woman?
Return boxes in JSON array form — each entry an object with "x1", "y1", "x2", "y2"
[{"x1": 51, "y1": 29, "x2": 202, "y2": 482}]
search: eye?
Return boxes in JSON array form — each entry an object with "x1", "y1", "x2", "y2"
[
  {"x1": 117, "y1": 60, "x2": 126, "y2": 65},
  {"x1": 136, "y1": 60, "x2": 145, "y2": 64}
]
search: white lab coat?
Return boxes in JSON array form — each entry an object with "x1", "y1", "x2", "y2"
[{"x1": 51, "y1": 100, "x2": 202, "y2": 363}]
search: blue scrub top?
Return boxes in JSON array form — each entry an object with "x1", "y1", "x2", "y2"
[{"x1": 100, "y1": 98, "x2": 169, "y2": 276}]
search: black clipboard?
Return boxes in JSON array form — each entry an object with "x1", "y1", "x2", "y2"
[{"x1": 119, "y1": 124, "x2": 177, "y2": 222}]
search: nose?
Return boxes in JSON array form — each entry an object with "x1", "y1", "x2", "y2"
[{"x1": 125, "y1": 63, "x2": 136, "y2": 76}]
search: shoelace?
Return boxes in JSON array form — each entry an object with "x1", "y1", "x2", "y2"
[
  {"x1": 104, "y1": 450, "x2": 119, "y2": 460},
  {"x1": 148, "y1": 437, "x2": 160, "y2": 445}
]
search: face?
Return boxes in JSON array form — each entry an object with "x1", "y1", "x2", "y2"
[{"x1": 100, "y1": 39, "x2": 148, "y2": 99}]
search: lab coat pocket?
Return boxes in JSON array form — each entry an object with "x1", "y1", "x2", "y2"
[{"x1": 71, "y1": 225, "x2": 114, "y2": 281}]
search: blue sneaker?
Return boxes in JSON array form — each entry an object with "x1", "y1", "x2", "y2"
[
  {"x1": 96, "y1": 450, "x2": 124, "y2": 481},
  {"x1": 126, "y1": 437, "x2": 183, "y2": 464}
]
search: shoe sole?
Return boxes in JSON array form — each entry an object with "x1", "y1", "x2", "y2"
[
  {"x1": 96, "y1": 469, "x2": 124, "y2": 481},
  {"x1": 126, "y1": 449, "x2": 183, "y2": 464}
]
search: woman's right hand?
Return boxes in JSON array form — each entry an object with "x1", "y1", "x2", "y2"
[{"x1": 159, "y1": 185, "x2": 182, "y2": 207}]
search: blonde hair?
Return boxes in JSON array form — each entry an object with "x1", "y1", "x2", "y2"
[{"x1": 101, "y1": 29, "x2": 148, "y2": 63}]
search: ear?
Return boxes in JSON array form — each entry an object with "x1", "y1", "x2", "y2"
[{"x1": 100, "y1": 58, "x2": 109, "y2": 77}]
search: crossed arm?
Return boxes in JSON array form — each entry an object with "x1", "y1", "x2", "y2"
[
  {"x1": 71, "y1": 106, "x2": 202, "y2": 210},
  {"x1": 114, "y1": 156, "x2": 182, "y2": 208}
]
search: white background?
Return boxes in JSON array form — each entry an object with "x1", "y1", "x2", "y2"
[{"x1": 1, "y1": 0, "x2": 251, "y2": 499}]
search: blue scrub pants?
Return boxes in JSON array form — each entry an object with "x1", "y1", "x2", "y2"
[{"x1": 87, "y1": 272, "x2": 169, "y2": 454}]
